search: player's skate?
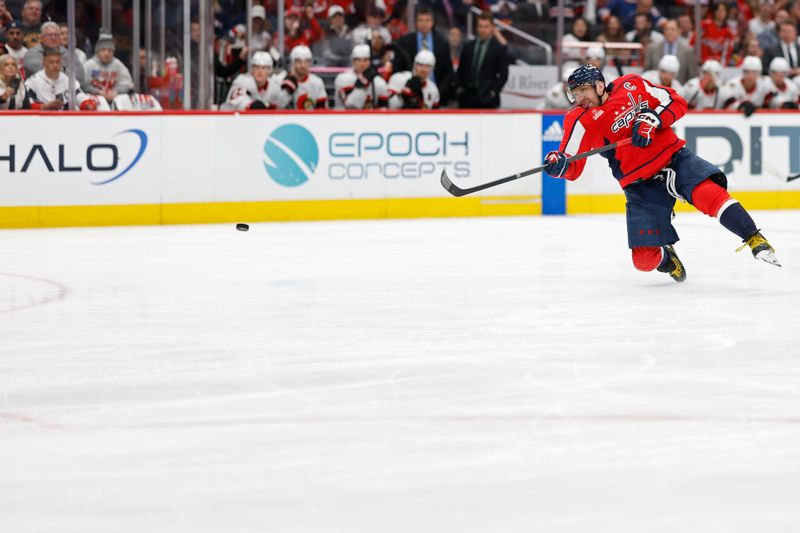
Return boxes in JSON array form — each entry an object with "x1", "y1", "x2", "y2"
[
  {"x1": 657, "y1": 245, "x2": 686, "y2": 282},
  {"x1": 737, "y1": 231, "x2": 781, "y2": 267}
]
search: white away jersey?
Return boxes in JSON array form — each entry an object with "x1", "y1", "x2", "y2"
[
  {"x1": 221, "y1": 72, "x2": 282, "y2": 110},
  {"x1": 641, "y1": 69, "x2": 685, "y2": 97},
  {"x1": 682, "y1": 77, "x2": 732, "y2": 110},
  {"x1": 333, "y1": 69, "x2": 390, "y2": 109},
  {"x1": 387, "y1": 71, "x2": 439, "y2": 109},
  {"x1": 274, "y1": 71, "x2": 328, "y2": 110},
  {"x1": 764, "y1": 77, "x2": 800, "y2": 108},
  {"x1": 723, "y1": 75, "x2": 772, "y2": 108},
  {"x1": 24, "y1": 69, "x2": 92, "y2": 108},
  {"x1": 113, "y1": 92, "x2": 163, "y2": 111}
]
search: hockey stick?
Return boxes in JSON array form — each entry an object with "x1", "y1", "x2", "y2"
[{"x1": 441, "y1": 137, "x2": 632, "y2": 197}]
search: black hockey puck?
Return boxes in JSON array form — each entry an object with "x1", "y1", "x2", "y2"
[{"x1": 236, "y1": 223, "x2": 249, "y2": 231}]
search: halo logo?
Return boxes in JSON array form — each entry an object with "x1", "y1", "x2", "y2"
[{"x1": 263, "y1": 124, "x2": 318, "y2": 187}]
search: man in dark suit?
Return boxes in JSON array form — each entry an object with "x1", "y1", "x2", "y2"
[
  {"x1": 763, "y1": 21, "x2": 800, "y2": 77},
  {"x1": 456, "y1": 11, "x2": 509, "y2": 109},
  {"x1": 394, "y1": 5, "x2": 453, "y2": 102},
  {"x1": 643, "y1": 19, "x2": 697, "y2": 84}
]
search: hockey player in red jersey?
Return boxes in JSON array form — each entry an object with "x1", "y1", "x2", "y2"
[{"x1": 543, "y1": 64, "x2": 780, "y2": 282}]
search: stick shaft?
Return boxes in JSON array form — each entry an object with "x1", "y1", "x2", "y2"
[{"x1": 441, "y1": 138, "x2": 631, "y2": 197}]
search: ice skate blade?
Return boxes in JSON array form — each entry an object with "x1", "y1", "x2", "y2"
[{"x1": 755, "y1": 250, "x2": 782, "y2": 267}]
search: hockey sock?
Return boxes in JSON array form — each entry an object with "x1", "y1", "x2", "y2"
[
  {"x1": 691, "y1": 179, "x2": 730, "y2": 217},
  {"x1": 631, "y1": 246, "x2": 664, "y2": 271},
  {"x1": 718, "y1": 201, "x2": 758, "y2": 240}
]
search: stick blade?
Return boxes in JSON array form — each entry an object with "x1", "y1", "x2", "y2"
[{"x1": 440, "y1": 170, "x2": 467, "y2": 197}]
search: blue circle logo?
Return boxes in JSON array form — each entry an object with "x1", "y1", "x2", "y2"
[{"x1": 263, "y1": 124, "x2": 319, "y2": 187}]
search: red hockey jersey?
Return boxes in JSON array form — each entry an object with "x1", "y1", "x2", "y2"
[{"x1": 558, "y1": 73, "x2": 687, "y2": 188}]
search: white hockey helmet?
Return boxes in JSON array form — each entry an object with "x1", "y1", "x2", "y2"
[
  {"x1": 351, "y1": 44, "x2": 371, "y2": 60},
  {"x1": 769, "y1": 56, "x2": 790, "y2": 73},
  {"x1": 742, "y1": 55, "x2": 762, "y2": 73},
  {"x1": 414, "y1": 49, "x2": 436, "y2": 67},
  {"x1": 251, "y1": 51, "x2": 273, "y2": 67},
  {"x1": 701, "y1": 59, "x2": 722, "y2": 76},
  {"x1": 658, "y1": 54, "x2": 680, "y2": 74},
  {"x1": 586, "y1": 46, "x2": 605, "y2": 61},
  {"x1": 290, "y1": 45, "x2": 313, "y2": 63}
]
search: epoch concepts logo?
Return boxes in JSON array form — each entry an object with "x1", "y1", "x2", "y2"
[{"x1": 263, "y1": 124, "x2": 319, "y2": 187}]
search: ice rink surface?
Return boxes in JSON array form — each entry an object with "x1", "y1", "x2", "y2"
[{"x1": 1, "y1": 210, "x2": 799, "y2": 532}]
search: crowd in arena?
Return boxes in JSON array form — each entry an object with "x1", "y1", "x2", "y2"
[{"x1": 2, "y1": 0, "x2": 800, "y2": 112}]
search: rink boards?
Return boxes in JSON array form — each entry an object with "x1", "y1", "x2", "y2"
[{"x1": 1, "y1": 110, "x2": 799, "y2": 228}]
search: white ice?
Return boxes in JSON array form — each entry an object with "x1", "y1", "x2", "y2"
[{"x1": 1, "y1": 211, "x2": 799, "y2": 533}]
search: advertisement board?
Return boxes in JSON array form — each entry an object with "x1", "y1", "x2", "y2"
[{"x1": 0, "y1": 112, "x2": 541, "y2": 227}]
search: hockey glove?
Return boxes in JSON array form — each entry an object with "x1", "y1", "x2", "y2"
[
  {"x1": 363, "y1": 67, "x2": 379, "y2": 82},
  {"x1": 543, "y1": 151, "x2": 569, "y2": 177},
  {"x1": 738, "y1": 100, "x2": 757, "y2": 117},
  {"x1": 631, "y1": 109, "x2": 661, "y2": 148},
  {"x1": 79, "y1": 98, "x2": 98, "y2": 111},
  {"x1": 248, "y1": 100, "x2": 268, "y2": 110},
  {"x1": 405, "y1": 75, "x2": 423, "y2": 97},
  {"x1": 355, "y1": 74, "x2": 370, "y2": 89},
  {"x1": 281, "y1": 75, "x2": 298, "y2": 94},
  {"x1": 782, "y1": 101, "x2": 800, "y2": 109}
]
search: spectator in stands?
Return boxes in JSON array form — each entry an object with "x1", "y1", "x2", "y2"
[
  {"x1": 764, "y1": 57, "x2": 800, "y2": 108},
  {"x1": 84, "y1": 31, "x2": 134, "y2": 107},
  {"x1": 763, "y1": 21, "x2": 800, "y2": 78},
  {"x1": 605, "y1": 0, "x2": 639, "y2": 32},
  {"x1": 455, "y1": 10, "x2": 508, "y2": 109},
  {"x1": 732, "y1": 33, "x2": 764, "y2": 67},
  {"x1": 0, "y1": 53, "x2": 24, "y2": 108},
  {"x1": 641, "y1": 54, "x2": 684, "y2": 96},
  {"x1": 748, "y1": 1, "x2": 775, "y2": 39},
  {"x1": 448, "y1": 26, "x2": 463, "y2": 72},
  {"x1": 597, "y1": 15, "x2": 626, "y2": 49},
  {"x1": 626, "y1": 12, "x2": 663, "y2": 48},
  {"x1": 3, "y1": 20, "x2": 27, "y2": 76},
  {"x1": 23, "y1": 47, "x2": 97, "y2": 109},
  {"x1": 644, "y1": 19, "x2": 697, "y2": 83},
  {"x1": 249, "y1": 5, "x2": 272, "y2": 52},
  {"x1": 562, "y1": 17, "x2": 591, "y2": 62},
  {"x1": 676, "y1": 13, "x2": 694, "y2": 46},
  {"x1": 58, "y1": 22, "x2": 87, "y2": 66},
  {"x1": 385, "y1": 0, "x2": 409, "y2": 41},
  {"x1": 683, "y1": 59, "x2": 731, "y2": 110},
  {"x1": 352, "y1": 6, "x2": 392, "y2": 47},
  {"x1": 334, "y1": 43, "x2": 389, "y2": 108},
  {"x1": 314, "y1": 4, "x2": 353, "y2": 66},
  {"x1": 368, "y1": 30, "x2": 398, "y2": 80},
  {"x1": 20, "y1": 0, "x2": 41, "y2": 48},
  {"x1": 758, "y1": 9, "x2": 788, "y2": 53},
  {"x1": 394, "y1": 5, "x2": 453, "y2": 101},
  {"x1": 24, "y1": 21, "x2": 86, "y2": 86},
  {"x1": 388, "y1": 49, "x2": 439, "y2": 109},
  {"x1": 277, "y1": 5, "x2": 323, "y2": 53},
  {"x1": 0, "y1": 0, "x2": 13, "y2": 28},
  {"x1": 696, "y1": 2, "x2": 735, "y2": 65}
]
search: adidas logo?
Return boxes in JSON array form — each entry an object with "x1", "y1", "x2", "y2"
[{"x1": 543, "y1": 121, "x2": 563, "y2": 142}]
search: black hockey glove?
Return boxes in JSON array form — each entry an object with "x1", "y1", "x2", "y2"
[
  {"x1": 782, "y1": 101, "x2": 800, "y2": 109},
  {"x1": 354, "y1": 74, "x2": 370, "y2": 89},
  {"x1": 631, "y1": 108, "x2": 661, "y2": 148},
  {"x1": 363, "y1": 67, "x2": 379, "y2": 82},
  {"x1": 405, "y1": 75, "x2": 423, "y2": 97},
  {"x1": 543, "y1": 150, "x2": 569, "y2": 177},
  {"x1": 738, "y1": 100, "x2": 757, "y2": 117},
  {"x1": 248, "y1": 100, "x2": 268, "y2": 110},
  {"x1": 281, "y1": 75, "x2": 298, "y2": 94}
]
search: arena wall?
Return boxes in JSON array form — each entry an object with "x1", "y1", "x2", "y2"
[{"x1": 1, "y1": 110, "x2": 799, "y2": 229}]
